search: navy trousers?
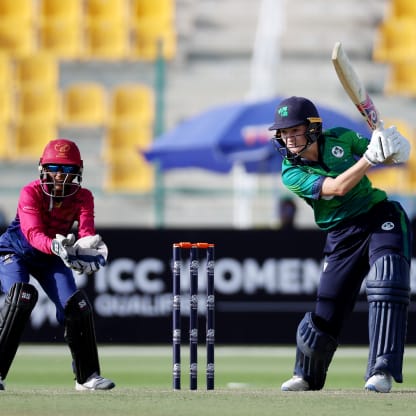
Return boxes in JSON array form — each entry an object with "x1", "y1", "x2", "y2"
[{"x1": 315, "y1": 200, "x2": 412, "y2": 337}]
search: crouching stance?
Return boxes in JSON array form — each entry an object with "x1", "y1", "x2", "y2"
[
  {"x1": 269, "y1": 96, "x2": 412, "y2": 393},
  {"x1": 0, "y1": 139, "x2": 115, "y2": 391},
  {"x1": 0, "y1": 283, "x2": 38, "y2": 390}
]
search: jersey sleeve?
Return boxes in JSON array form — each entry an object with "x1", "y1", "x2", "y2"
[
  {"x1": 349, "y1": 130, "x2": 370, "y2": 156},
  {"x1": 18, "y1": 185, "x2": 54, "y2": 254},
  {"x1": 77, "y1": 189, "x2": 96, "y2": 238},
  {"x1": 282, "y1": 163, "x2": 325, "y2": 200}
]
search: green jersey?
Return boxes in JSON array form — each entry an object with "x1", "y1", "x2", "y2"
[{"x1": 281, "y1": 127, "x2": 387, "y2": 230}]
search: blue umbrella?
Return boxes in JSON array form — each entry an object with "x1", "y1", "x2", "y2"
[{"x1": 143, "y1": 96, "x2": 370, "y2": 174}]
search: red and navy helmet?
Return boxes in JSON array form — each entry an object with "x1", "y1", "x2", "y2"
[
  {"x1": 39, "y1": 139, "x2": 83, "y2": 198},
  {"x1": 40, "y1": 138, "x2": 83, "y2": 168}
]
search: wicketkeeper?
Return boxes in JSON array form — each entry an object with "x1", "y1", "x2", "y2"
[
  {"x1": 269, "y1": 96, "x2": 412, "y2": 393},
  {"x1": 0, "y1": 139, "x2": 115, "y2": 391}
]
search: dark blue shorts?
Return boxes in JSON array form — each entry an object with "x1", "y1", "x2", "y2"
[{"x1": 315, "y1": 200, "x2": 412, "y2": 335}]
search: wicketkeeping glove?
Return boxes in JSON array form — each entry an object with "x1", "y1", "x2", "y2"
[
  {"x1": 71, "y1": 234, "x2": 108, "y2": 275},
  {"x1": 51, "y1": 233, "x2": 79, "y2": 269}
]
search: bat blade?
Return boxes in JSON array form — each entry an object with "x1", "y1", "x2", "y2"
[{"x1": 332, "y1": 41, "x2": 381, "y2": 131}]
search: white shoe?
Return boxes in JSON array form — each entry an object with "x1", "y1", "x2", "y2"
[
  {"x1": 0, "y1": 377, "x2": 4, "y2": 391},
  {"x1": 281, "y1": 375, "x2": 310, "y2": 391},
  {"x1": 75, "y1": 372, "x2": 115, "y2": 391},
  {"x1": 365, "y1": 372, "x2": 392, "y2": 393}
]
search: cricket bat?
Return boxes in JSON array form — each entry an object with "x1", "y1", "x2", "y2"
[{"x1": 331, "y1": 41, "x2": 381, "y2": 131}]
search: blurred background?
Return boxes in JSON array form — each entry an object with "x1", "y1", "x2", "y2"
[
  {"x1": 1, "y1": 0, "x2": 416, "y2": 346},
  {"x1": 0, "y1": 0, "x2": 415, "y2": 229}
]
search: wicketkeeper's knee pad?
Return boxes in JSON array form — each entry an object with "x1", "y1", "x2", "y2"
[
  {"x1": 294, "y1": 312, "x2": 338, "y2": 390},
  {"x1": 64, "y1": 290, "x2": 100, "y2": 384},
  {"x1": 0, "y1": 282, "x2": 38, "y2": 379},
  {"x1": 366, "y1": 254, "x2": 410, "y2": 382}
]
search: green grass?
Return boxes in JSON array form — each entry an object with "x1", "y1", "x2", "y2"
[{"x1": 2, "y1": 345, "x2": 416, "y2": 416}]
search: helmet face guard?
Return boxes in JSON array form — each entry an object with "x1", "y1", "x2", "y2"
[
  {"x1": 269, "y1": 96, "x2": 323, "y2": 160},
  {"x1": 38, "y1": 139, "x2": 83, "y2": 198},
  {"x1": 271, "y1": 117, "x2": 322, "y2": 160},
  {"x1": 39, "y1": 167, "x2": 82, "y2": 198}
]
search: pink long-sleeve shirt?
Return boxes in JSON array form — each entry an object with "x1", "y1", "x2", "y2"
[{"x1": 16, "y1": 179, "x2": 95, "y2": 255}]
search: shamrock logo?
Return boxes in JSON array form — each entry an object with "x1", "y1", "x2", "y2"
[{"x1": 278, "y1": 106, "x2": 289, "y2": 117}]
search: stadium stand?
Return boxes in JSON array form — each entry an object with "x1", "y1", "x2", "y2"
[
  {"x1": 0, "y1": 88, "x2": 13, "y2": 126},
  {"x1": 61, "y1": 82, "x2": 108, "y2": 127},
  {"x1": 84, "y1": 18, "x2": 130, "y2": 60},
  {"x1": 0, "y1": 53, "x2": 13, "y2": 125},
  {"x1": 0, "y1": 0, "x2": 35, "y2": 57},
  {"x1": 84, "y1": 0, "x2": 127, "y2": 24},
  {"x1": 102, "y1": 120, "x2": 152, "y2": 160},
  {"x1": 0, "y1": 122, "x2": 11, "y2": 160},
  {"x1": 109, "y1": 83, "x2": 154, "y2": 125},
  {"x1": 388, "y1": 0, "x2": 416, "y2": 17},
  {"x1": 372, "y1": 17, "x2": 416, "y2": 63},
  {"x1": 38, "y1": 17, "x2": 83, "y2": 59},
  {"x1": 15, "y1": 52, "x2": 59, "y2": 91},
  {"x1": 15, "y1": 86, "x2": 61, "y2": 124},
  {"x1": 12, "y1": 119, "x2": 58, "y2": 160},
  {"x1": 385, "y1": 62, "x2": 416, "y2": 96},
  {"x1": 38, "y1": 0, "x2": 82, "y2": 26},
  {"x1": 129, "y1": 0, "x2": 176, "y2": 60},
  {"x1": 104, "y1": 151, "x2": 154, "y2": 193},
  {"x1": 0, "y1": 0, "x2": 414, "y2": 228}
]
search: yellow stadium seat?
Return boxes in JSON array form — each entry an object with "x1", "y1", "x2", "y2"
[
  {"x1": 0, "y1": 53, "x2": 13, "y2": 123},
  {"x1": 38, "y1": 0, "x2": 82, "y2": 25},
  {"x1": 15, "y1": 86, "x2": 61, "y2": 123},
  {"x1": 0, "y1": 19, "x2": 34, "y2": 57},
  {"x1": 0, "y1": 0, "x2": 33, "y2": 22},
  {"x1": 15, "y1": 53, "x2": 59, "y2": 91},
  {"x1": 373, "y1": 17, "x2": 416, "y2": 63},
  {"x1": 110, "y1": 83, "x2": 154, "y2": 125},
  {"x1": 0, "y1": 0, "x2": 34, "y2": 57},
  {"x1": 129, "y1": 0, "x2": 176, "y2": 60},
  {"x1": 130, "y1": 25, "x2": 176, "y2": 60},
  {"x1": 367, "y1": 166, "x2": 408, "y2": 193},
  {"x1": 85, "y1": 0, "x2": 127, "y2": 23},
  {"x1": 390, "y1": 0, "x2": 416, "y2": 18},
  {"x1": 383, "y1": 118, "x2": 413, "y2": 138},
  {"x1": 130, "y1": 0, "x2": 175, "y2": 27},
  {"x1": 38, "y1": 20, "x2": 83, "y2": 59},
  {"x1": 84, "y1": 19, "x2": 129, "y2": 60},
  {"x1": 385, "y1": 62, "x2": 416, "y2": 96},
  {"x1": 0, "y1": 122, "x2": 12, "y2": 159},
  {"x1": 0, "y1": 52, "x2": 12, "y2": 88},
  {"x1": 0, "y1": 88, "x2": 13, "y2": 124},
  {"x1": 106, "y1": 121, "x2": 152, "y2": 148},
  {"x1": 406, "y1": 136, "x2": 416, "y2": 190},
  {"x1": 102, "y1": 120, "x2": 152, "y2": 160},
  {"x1": 62, "y1": 82, "x2": 108, "y2": 127},
  {"x1": 12, "y1": 120, "x2": 58, "y2": 160},
  {"x1": 104, "y1": 151, "x2": 154, "y2": 193}
]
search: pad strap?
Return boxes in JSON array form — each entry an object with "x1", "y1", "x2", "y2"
[
  {"x1": 0, "y1": 283, "x2": 38, "y2": 379},
  {"x1": 366, "y1": 254, "x2": 410, "y2": 382},
  {"x1": 294, "y1": 312, "x2": 338, "y2": 390},
  {"x1": 64, "y1": 290, "x2": 100, "y2": 384}
]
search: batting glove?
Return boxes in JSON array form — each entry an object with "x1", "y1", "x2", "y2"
[
  {"x1": 391, "y1": 132, "x2": 411, "y2": 164},
  {"x1": 364, "y1": 126, "x2": 399, "y2": 165}
]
